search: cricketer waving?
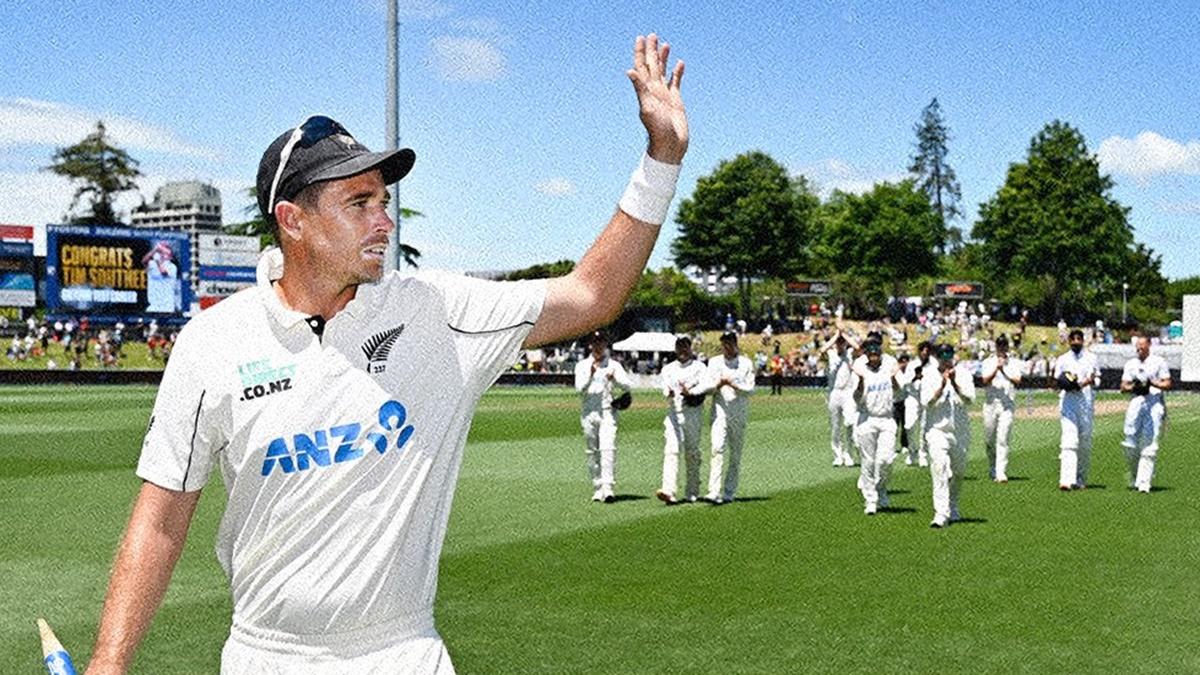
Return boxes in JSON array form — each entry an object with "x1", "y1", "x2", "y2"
[{"x1": 84, "y1": 34, "x2": 687, "y2": 674}]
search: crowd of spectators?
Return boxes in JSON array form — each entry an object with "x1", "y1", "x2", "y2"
[{"x1": 1, "y1": 315, "x2": 176, "y2": 369}]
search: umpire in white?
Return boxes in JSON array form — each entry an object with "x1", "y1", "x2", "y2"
[
  {"x1": 575, "y1": 331, "x2": 632, "y2": 503},
  {"x1": 705, "y1": 331, "x2": 755, "y2": 504},
  {"x1": 1120, "y1": 335, "x2": 1172, "y2": 493}
]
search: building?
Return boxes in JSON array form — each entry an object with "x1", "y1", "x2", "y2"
[{"x1": 131, "y1": 181, "x2": 222, "y2": 301}]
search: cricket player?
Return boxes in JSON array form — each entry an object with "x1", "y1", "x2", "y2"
[
  {"x1": 575, "y1": 332, "x2": 632, "y2": 503},
  {"x1": 824, "y1": 331, "x2": 857, "y2": 467},
  {"x1": 84, "y1": 34, "x2": 688, "y2": 674},
  {"x1": 1120, "y1": 335, "x2": 1172, "y2": 493},
  {"x1": 705, "y1": 331, "x2": 755, "y2": 504},
  {"x1": 658, "y1": 335, "x2": 709, "y2": 504},
  {"x1": 851, "y1": 340, "x2": 902, "y2": 515},
  {"x1": 980, "y1": 335, "x2": 1023, "y2": 483},
  {"x1": 1054, "y1": 329, "x2": 1101, "y2": 490},
  {"x1": 922, "y1": 344, "x2": 975, "y2": 528},
  {"x1": 898, "y1": 341, "x2": 934, "y2": 467}
]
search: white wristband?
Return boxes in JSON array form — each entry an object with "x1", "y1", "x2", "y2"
[{"x1": 618, "y1": 153, "x2": 681, "y2": 225}]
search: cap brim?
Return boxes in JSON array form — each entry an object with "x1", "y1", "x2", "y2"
[{"x1": 307, "y1": 148, "x2": 416, "y2": 187}]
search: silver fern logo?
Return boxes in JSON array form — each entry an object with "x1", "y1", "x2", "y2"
[{"x1": 362, "y1": 324, "x2": 405, "y2": 374}]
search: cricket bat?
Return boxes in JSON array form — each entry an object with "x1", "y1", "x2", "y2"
[{"x1": 37, "y1": 619, "x2": 78, "y2": 675}]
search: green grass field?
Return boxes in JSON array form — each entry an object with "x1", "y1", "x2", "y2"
[{"x1": 2, "y1": 384, "x2": 1197, "y2": 673}]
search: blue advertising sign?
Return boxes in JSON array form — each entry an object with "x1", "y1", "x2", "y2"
[
  {"x1": 44, "y1": 224, "x2": 193, "y2": 318},
  {"x1": 198, "y1": 265, "x2": 257, "y2": 282},
  {"x1": 0, "y1": 241, "x2": 34, "y2": 258}
]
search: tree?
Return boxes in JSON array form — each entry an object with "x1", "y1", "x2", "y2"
[
  {"x1": 627, "y1": 266, "x2": 719, "y2": 327},
  {"x1": 811, "y1": 180, "x2": 942, "y2": 310},
  {"x1": 45, "y1": 121, "x2": 141, "y2": 224},
  {"x1": 225, "y1": 187, "x2": 424, "y2": 267},
  {"x1": 672, "y1": 151, "x2": 819, "y2": 318},
  {"x1": 500, "y1": 259, "x2": 575, "y2": 281},
  {"x1": 909, "y1": 98, "x2": 963, "y2": 251},
  {"x1": 973, "y1": 120, "x2": 1163, "y2": 321}
]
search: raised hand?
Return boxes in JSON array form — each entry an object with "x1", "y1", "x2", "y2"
[{"x1": 627, "y1": 34, "x2": 688, "y2": 164}]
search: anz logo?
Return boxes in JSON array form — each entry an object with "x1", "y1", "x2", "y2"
[{"x1": 260, "y1": 400, "x2": 416, "y2": 477}]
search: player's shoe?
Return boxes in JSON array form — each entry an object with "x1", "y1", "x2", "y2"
[
  {"x1": 1137, "y1": 486, "x2": 1151, "y2": 494},
  {"x1": 995, "y1": 475, "x2": 1008, "y2": 483},
  {"x1": 686, "y1": 494, "x2": 698, "y2": 504},
  {"x1": 864, "y1": 503, "x2": 878, "y2": 515},
  {"x1": 930, "y1": 517, "x2": 948, "y2": 528},
  {"x1": 655, "y1": 489, "x2": 678, "y2": 505},
  {"x1": 602, "y1": 487, "x2": 616, "y2": 503},
  {"x1": 904, "y1": 454, "x2": 913, "y2": 466},
  {"x1": 1059, "y1": 484, "x2": 1072, "y2": 491},
  {"x1": 592, "y1": 488, "x2": 603, "y2": 502},
  {"x1": 918, "y1": 454, "x2": 929, "y2": 467}
]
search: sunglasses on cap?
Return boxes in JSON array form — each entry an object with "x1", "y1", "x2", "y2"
[{"x1": 266, "y1": 115, "x2": 351, "y2": 214}]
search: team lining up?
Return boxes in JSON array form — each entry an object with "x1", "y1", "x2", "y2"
[{"x1": 573, "y1": 327, "x2": 1171, "y2": 529}]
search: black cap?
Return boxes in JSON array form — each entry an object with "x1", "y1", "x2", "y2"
[
  {"x1": 588, "y1": 331, "x2": 609, "y2": 346},
  {"x1": 256, "y1": 116, "x2": 416, "y2": 219},
  {"x1": 864, "y1": 340, "x2": 882, "y2": 355},
  {"x1": 720, "y1": 331, "x2": 738, "y2": 343},
  {"x1": 937, "y1": 344, "x2": 956, "y2": 360}
]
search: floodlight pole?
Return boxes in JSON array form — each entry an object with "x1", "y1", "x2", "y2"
[
  {"x1": 386, "y1": 0, "x2": 402, "y2": 271},
  {"x1": 1122, "y1": 282, "x2": 1129, "y2": 323}
]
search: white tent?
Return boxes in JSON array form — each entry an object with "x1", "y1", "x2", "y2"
[{"x1": 611, "y1": 331, "x2": 678, "y2": 353}]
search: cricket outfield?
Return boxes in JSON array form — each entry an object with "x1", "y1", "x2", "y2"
[{"x1": 1, "y1": 385, "x2": 1196, "y2": 672}]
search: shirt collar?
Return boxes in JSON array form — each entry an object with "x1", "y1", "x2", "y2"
[{"x1": 255, "y1": 247, "x2": 376, "y2": 328}]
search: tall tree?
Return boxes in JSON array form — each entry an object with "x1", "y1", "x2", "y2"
[
  {"x1": 973, "y1": 120, "x2": 1160, "y2": 320},
  {"x1": 672, "y1": 151, "x2": 819, "y2": 318},
  {"x1": 45, "y1": 121, "x2": 141, "y2": 224},
  {"x1": 226, "y1": 187, "x2": 424, "y2": 267},
  {"x1": 909, "y1": 98, "x2": 963, "y2": 251},
  {"x1": 812, "y1": 180, "x2": 943, "y2": 308}
]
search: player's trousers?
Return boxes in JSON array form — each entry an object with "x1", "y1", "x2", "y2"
[
  {"x1": 581, "y1": 408, "x2": 617, "y2": 490},
  {"x1": 854, "y1": 415, "x2": 897, "y2": 509},
  {"x1": 708, "y1": 401, "x2": 748, "y2": 499},
  {"x1": 982, "y1": 400, "x2": 1015, "y2": 480},
  {"x1": 222, "y1": 614, "x2": 454, "y2": 674},
  {"x1": 827, "y1": 390, "x2": 856, "y2": 465},
  {"x1": 663, "y1": 408, "x2": 703, "y2": 498},
  {"x1": 1059, "y1": 394, "x2": 1094, "y2": 488},
  {"x1": 1122, "y1": 397, "x2": 1165, "y2": 492},
  {"x1": 926, "y1": 425, "x2": 968, "y2": 522}
]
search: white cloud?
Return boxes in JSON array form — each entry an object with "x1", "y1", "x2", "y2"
[
  {"x1": 428, "y1": 36, "x2": 506, "y2": 82},
  {"x1": 0, "y1": 170, "x2": 254, "y2": 227},
  {"x1": 1097, "y1": 131, "x2": 1200, "y2": 179},
  {"x1": 534, "y1": 178, "x2": 576, "y2": 196},
  {"x1": 793, "y1": 158, "x2": 907, "y2": 197},
  {"x1": 0, "y1": 98, "x2": 217, "y2": 160}
]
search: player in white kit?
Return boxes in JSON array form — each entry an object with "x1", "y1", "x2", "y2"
[
  {"x1": 1120, "y1": 335, "x2": 1172, "y2": 493},
  {"x1": 851, "y1": 340, "x2": 902, "y2": 515},
  {"x1": 84, "y1": 34, "x2": 689, "y2": 674},
  {"x1": 658, "y1": 335, "x2": 709, "y2": 504},
  {"x1": 705, "y1": 331, "x2": 755, "y2": 504},
  {"x1": 980, "y1": 335, "x2": 1023, "y2": 483},
  {"x1": 922, "y1": 344, "x2": 976, "y2": 528},
  {"x1": 1054, "y1": 329, "x2": 1101, "y2": 490},
  {"x1": 575, "y1": 332, "x2": 633, "y2": 503},
  {"x1": 824, "y1": 332, "x2": 857, "y2": 467}
]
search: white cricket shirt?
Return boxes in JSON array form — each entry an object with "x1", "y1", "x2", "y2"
[
  {"x1": 137, "y1": 248, "x2": 544, "y2": 648},
  {"x1": 981, "y1": 355, "x2": 1024, "y2": 408},
  {"x1": 575, "y1": 355, "x2": 632, "y2": 412},
  {"x1": 921, "y1": 364, "x2": 976, "y2": 432},
  {"x1": 661, "y1": 357, "x2": 709, "y2": 414},
  {"x1": 707, "y1": 354, "x2": 755, "y2": 412},
  {"x1": 853, "y1": 362, "x2": 896, "y2": 419},
  {"x1": 1122, "y1": 353, "x2": 1170, "y2": 407},
  {"x1": 1054, "y1": 349, "x2": 1100, "y2": 403}
]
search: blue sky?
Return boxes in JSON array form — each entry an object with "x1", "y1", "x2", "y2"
[{"x1": 3, "y1": 0, "x2": 1198, "y2": 280}]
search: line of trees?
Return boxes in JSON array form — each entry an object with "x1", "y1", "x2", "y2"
[{"x1": 670, "y1": 101, "x2": 1171, "y2": 326}]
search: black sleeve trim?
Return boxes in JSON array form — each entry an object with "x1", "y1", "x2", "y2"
[
  {"x1": 181, "y1": 390, "x2": 206, "y2": 491},
  {"x1": 446, "y1": 320, "x2": 535, "y2": 335}
]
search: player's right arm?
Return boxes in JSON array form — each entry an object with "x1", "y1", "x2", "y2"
[{"x1": 85, "y1": 483, "x2": 201, "y2": 675}]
